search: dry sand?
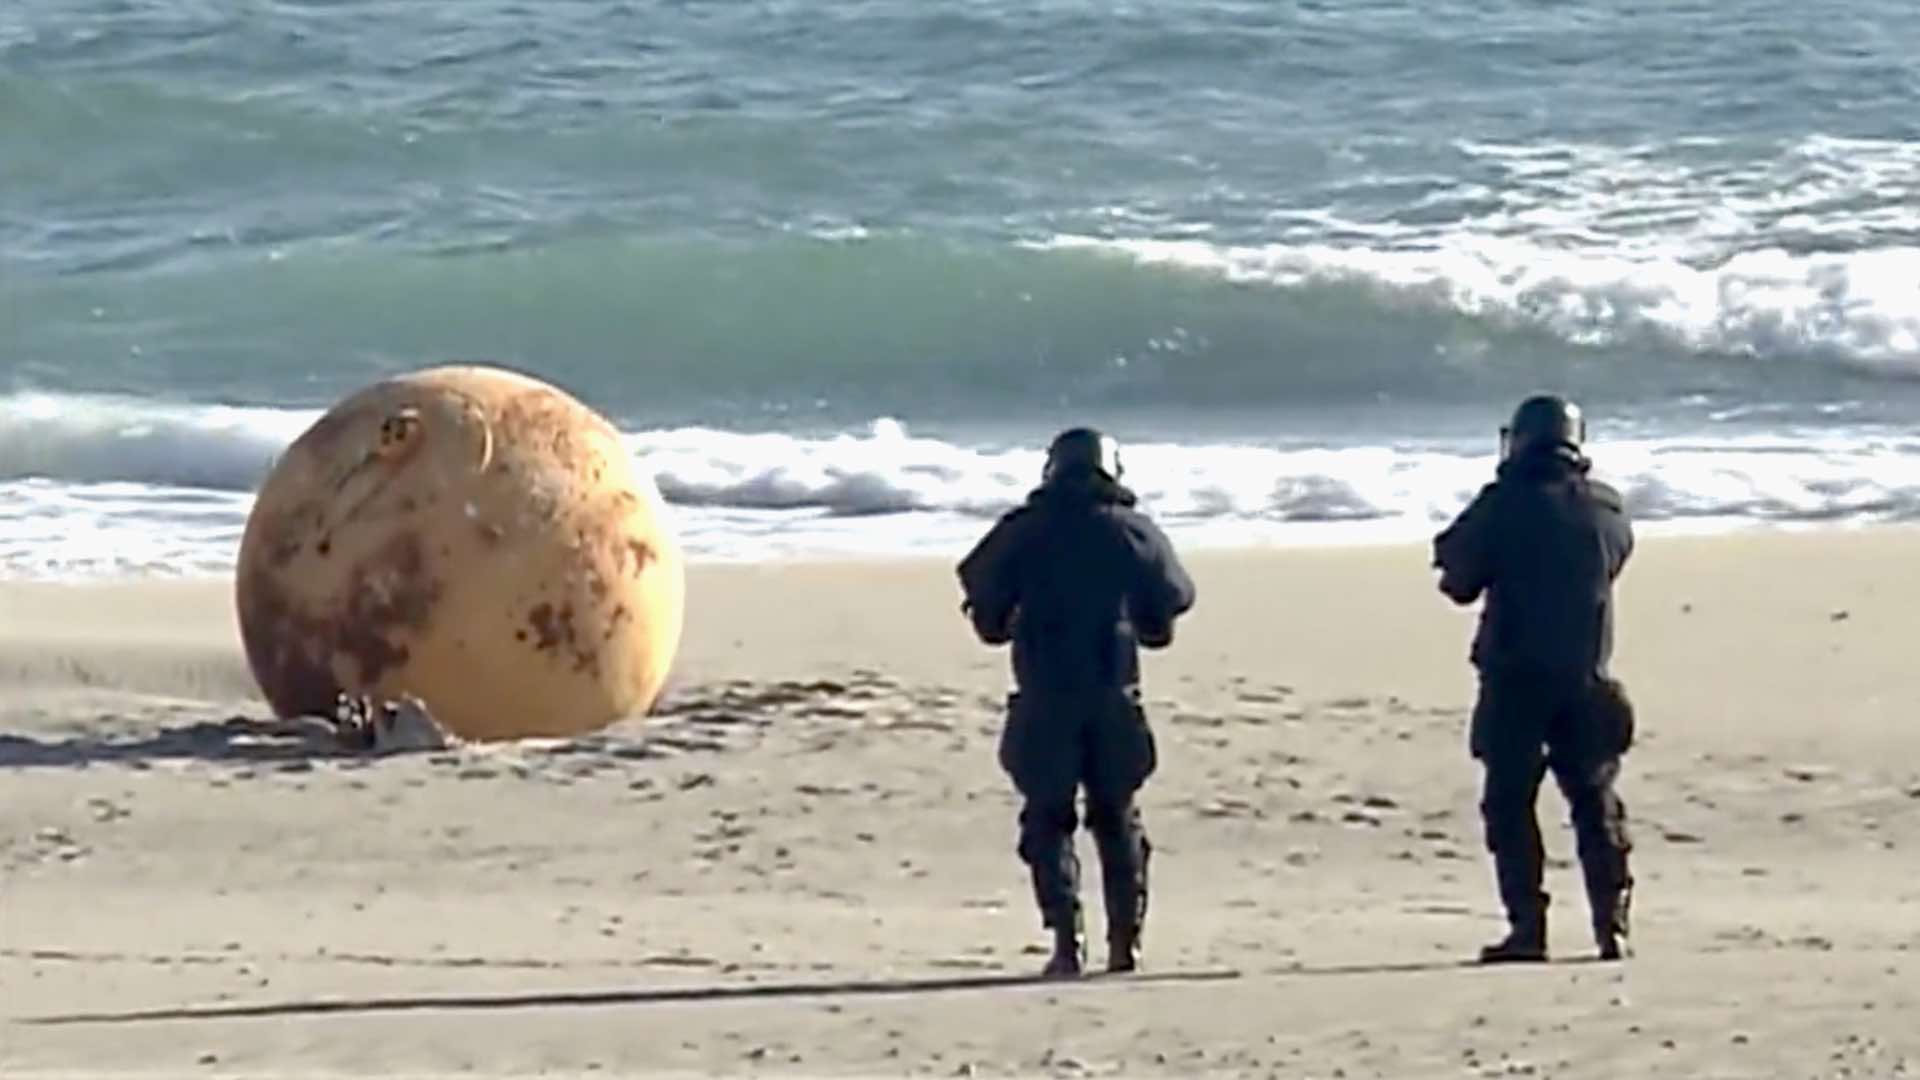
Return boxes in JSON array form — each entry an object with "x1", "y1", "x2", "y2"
[{"x1": 4, "y1": 529, "x2": 1919, "y2": 1077}]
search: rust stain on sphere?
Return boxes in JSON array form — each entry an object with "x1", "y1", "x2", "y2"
[{"x1": 235, "y1": 365, "x2": 685, "y2": 741}]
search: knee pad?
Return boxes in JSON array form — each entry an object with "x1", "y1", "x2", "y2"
[
  {"x1": 1567, "y1": 791, "x2": 1630, "y2": 853},
  {"x1": 1018, "y1": 802, "x2": 1077, "y2": 862},
  {"x1": 1605, "y1": 811, "x2": 1632, "y2": 856},
  {"x1": 1480, "y1": 799, "x2": 1536, "y2": 854},
  {"x1": 1018, "y1": 828, "x2": 1066, "y2": 866},
  {"x1": 1084, "y1": 801, "x2": 1141, "y2": 844},
  {"x1": 1021, "y1": 800, "x2": 1078, "y2": 831}
]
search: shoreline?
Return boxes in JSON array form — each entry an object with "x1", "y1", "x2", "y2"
[
  {"x1": 9, "y1": 446, "x2": 1918, "y2": 578},
  {"x1": 5, "y1": 523, "x2": 1918, "y2": 749},
  {"x1": 1, "y1": 508, "x2": 1896, "y2": 575}
]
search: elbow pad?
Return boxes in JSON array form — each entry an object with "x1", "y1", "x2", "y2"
[
  {"x1": 964, "y1": 602, "x2": 1012, "y2": 644},
  {"x1": 1437, "y1": 573, "x2": 1479, "y2": 605}
]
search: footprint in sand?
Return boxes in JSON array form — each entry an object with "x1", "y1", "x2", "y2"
[
  {"x1": 1237, "y1": 685, "x2": 1294, "y2": 703},
  {"x1": 653, "y1": 734, "x2": 726, "y2": 753},
  {"x1": 1195, "y1": 797, "x2": 1258, "y2": 819},
  {"x1": 796, "y1": 783, "x2": 854, "y2": 797},
  {"x1": 608, "y1": 743, "x2": 665, "y2": 760},
  {"x1": 30, "y1": 827, "x2": 88, "y2": 864},
  {"x1": 799, "y1": 703, "x2": 867, "y2": 720}
]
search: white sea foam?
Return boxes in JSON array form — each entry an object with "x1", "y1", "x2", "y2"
[{"x1": 6, "y1": 396, "x2": 1920, "y2": 578}]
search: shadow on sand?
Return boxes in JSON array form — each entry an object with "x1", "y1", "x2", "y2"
[
  {"x1": 21, "y1": 954, "x2": 1593, "y2": 1027},
  {"x1": 0, "y1": 677, "x2": 862, "y2": 771},
  {"x1": 0, "y1": 716, "x2": 360, "y2": 770},
  {"x1": 25, "y1": 968, "x2": 1247, "y2": 1026}
]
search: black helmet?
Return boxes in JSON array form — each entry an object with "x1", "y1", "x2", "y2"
[
  {"x1": 1043, "y1": 427, "x2": 1123, "y2": 483},
  {"x1": 1501, "y1": 394, "x2": 1584, "y2": 461}
]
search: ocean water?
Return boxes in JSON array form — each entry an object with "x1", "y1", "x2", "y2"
[{"x1": 6, "y1": 0, "x2": 1920, "y2": 576}]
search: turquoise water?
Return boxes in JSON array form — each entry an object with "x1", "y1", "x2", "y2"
[{"x1": 5, "y1": 1, "x2": 1920, "y2": 573}]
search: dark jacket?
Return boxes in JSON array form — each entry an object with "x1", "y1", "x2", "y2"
[
  {"x1": 1433, "y1": 449, "x2": 1633, "y2": 677},
  {"x1": 957, "y1": 476, "x2": 1196, "y2": 693}
]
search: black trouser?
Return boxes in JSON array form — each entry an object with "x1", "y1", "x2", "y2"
[
  {"x1": 1472, "y1": 667, "x2": 1633, "y2": 938},
  {"x1": 999, "y1": 686, "x2": 1157, "y2": 941}
]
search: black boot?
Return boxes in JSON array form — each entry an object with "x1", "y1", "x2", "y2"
[
  {"x1": 1483, "y1": 830, "x2": 1549, "y2": 964},
  {"x1": 1099, "y1": 853, "x2": 1146, "y2": 974},
  {"x1": 1090, "y1": 804, "x2": 1150, "y2": 976},
  {"x1": 1042, "y1": 911, "x2": 1084, "y2": 979},
  {"x1": 1592, "y1": 876, "x2": 1632, "y2": 961},
  {"x1": 1479, "y1": 907, "x2": 1548, "y2": 964},
  {"x1": 1018, "y1": 802, "x2": 1083, "y2": 978},
  {"x1": 1106, "y1": 927, "x2": 1139, "y2": 974}
]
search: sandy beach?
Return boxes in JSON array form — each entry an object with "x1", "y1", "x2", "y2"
[{"x1": 5, "y1": 529, "x2": 1920, "y2": 1078}]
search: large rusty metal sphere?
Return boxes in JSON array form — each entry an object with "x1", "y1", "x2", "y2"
[{"x1": 235, "y1": 365, "x2": 685, "y2": 741}]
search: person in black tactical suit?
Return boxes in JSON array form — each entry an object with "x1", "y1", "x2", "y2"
[
  {"x1": 1433, "y1": 394, "x2": 1637, "y2": 964},
  {"x1": 957, "y1": 428, "x2": 1196, "y2": 978}
]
